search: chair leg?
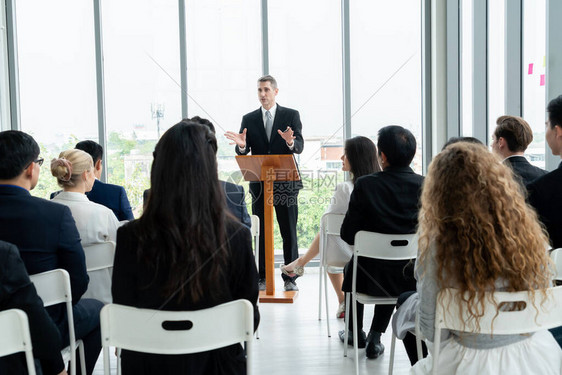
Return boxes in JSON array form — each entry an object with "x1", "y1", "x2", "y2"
[
  {"x1": 324, "y1": 269, "x2": 331, "y2": 337},
  {"x1": 318, "y1": 264, "x2": 323, "y2": 321},
  {"x1": 116, "y1": 348, "x2": 121, "y2": 375},
  {"x1": 103, "y1": 346, "x2": 110, "y2": 375},
  {"x1": 389, "y1": 332, "x2": 396, "y2": 375},
  {"x1": 353, "y1": 294, "x2": 359, "y2": 375},
  {"x1": 78, "y1": 342, "x2": 86, "y2": 375},
  {"x1": 344, "y1": 293, "x2": 350, "y2": 357}
]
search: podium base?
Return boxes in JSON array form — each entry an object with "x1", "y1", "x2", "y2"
[{"x1": 259, "y1": 290, "x2": 298, "y2": 303}]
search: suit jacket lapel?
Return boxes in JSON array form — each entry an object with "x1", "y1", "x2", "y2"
[
  {"x1": 254, "y1": 108, "x2": 269, "y2": 145},
  {"x1": 270, "y1": 105, "x2": 283, "y2": 145}
]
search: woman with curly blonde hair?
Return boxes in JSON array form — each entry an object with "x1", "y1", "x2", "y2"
[{"x1": 411, "y1": 142, "x2": 562, "y2": 374}]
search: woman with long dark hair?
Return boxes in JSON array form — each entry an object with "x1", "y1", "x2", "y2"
[
  {"x1": 280, "y1": 136, "x2": 380, "y2": 318},
  {"x1": 112, "y1": 120, "x2": 259, "y2": 374}
]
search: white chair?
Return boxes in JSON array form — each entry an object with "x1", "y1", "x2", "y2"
[
  {"x1": 0, "y1": 309, "x2": 36, "y2": 375},
  {"x1": 550, "y1": 248, "x2": 562, "y2": 282},
  {"x1": 317, "y1": 213, "x2": 346, "y2": 337},
  {"x1": 30, "y1": 269, "x2": 86, "y2": 375},
  {"x1": 100, "y1": 300, "x2": 254, "y2": 375},
  {"x1": 250, "y1": 215, "x2": 260, "y2": 339},
  {"x1": 431, "y1": 286, "x2": 562, "y2": 375},
  {"x1": 83, "y1": 241, "x2": 115, "y2": 272},
  {"x1": 343, "y1": 231, "x2": 417, "y2": 375}
]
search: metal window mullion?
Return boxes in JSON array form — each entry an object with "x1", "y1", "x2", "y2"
[
  {"x1": 341, "y1": 0, "x2": 351, "y2": 143},
  {"x1": 447, "y1": 0, "x2": 461, "y2": 140},
  {"x1": 421, "y1": 0, "x2": 432, "y2": 174},
  {"x1": 431, "y1": 0, "x2": 448, "y2": 155},
  {"x1": 5, "y1": 0, "x2": 19, "y2": 130},
  {"x1": 261, "y1": 0, "x2": 269, "y2": 75},
  {"x1": 93, "y1": 0, "x2": 108, "y2": 182},
  {"x1": 546, "y1": 0, "x2": 562, "y2": 170},
  {"x1": 472, "y1": 0, "x2": 488, "y2": 143},
  {"x1": 179, "y1": 0, "x2": 188, "y2": 118},
  {"x1": 504, "y1": 0, "x2": 522, "y2": 116}
]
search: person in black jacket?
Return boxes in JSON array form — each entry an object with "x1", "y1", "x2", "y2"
[
  {"x1": 113, "y1": 120, "x2": 259, "y2": 375},
  {"x1": 339, "y1": 125, "x2": 423, "y2": 360},
  {"x1": 0, "y1": 130, "x2": 103, "y2": 375},
  {"x1": 225, "y1": 75, "x2": 304, "y2": 291},
  {"x1": 0, "y1": 241, "x2": 66, "y2": 375},
  {"x1": 491, "y1": 115, "x2": 546, "y2": 185}
]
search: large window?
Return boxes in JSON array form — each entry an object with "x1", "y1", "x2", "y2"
[
  {"x1": 269, "y1": 0, "x2": 343, "y2": 246},
  {"x1": 16, "y1": 0, "x2": 97, "y2": 199},
  {"x1": 487, "y1": 0, "x2": 505, "y2": 139},
  {"x1": 102, "y1": 0, "x2": 182, "y2": 216},
  {"x1": 350, "y1": 0, "x2": 422, "y2": 173},
  {"x1": 523, "y1": 0, "x2": 546, "y2": 168},
  {"x1": 461, "y1": 0, "x2": 473, "y2": 137}
]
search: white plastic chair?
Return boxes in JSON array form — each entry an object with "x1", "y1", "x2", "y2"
[
  {"x1": 317, "y1": 213, "x2": 346, "y2": 337},
  {"x1": 250, "y1": 214, "x2": 260, "y2": 339},
  {"x1": 343, "y1": 231, "x2": 417, "y2": 375},
  {"x1": 430, "y1": 286, "x2": 562, "y2": 375},
  {"x1": 550, "y1": 248, "x2": 562, "y2": 282},
  {"x1": 30, "y1": 269, "x2": 86, "y2": 375},
  {"x1": 83, "y1": 241, "x2": 115, "y2": 272},
  {"x1": 0, "y1": 309, "x2": 36, "y2": 375},
  {"x1": 100, "y1": 300, "x2": 254, "y2": 375}
]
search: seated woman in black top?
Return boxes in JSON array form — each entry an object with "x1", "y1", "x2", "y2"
[{"x1": 112, "y1": 121, "x2": 260, "y2": 375}]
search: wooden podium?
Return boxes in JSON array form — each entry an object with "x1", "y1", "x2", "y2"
[{"x1": 235, "y1": 154, "x2": 300, "y2": 303}]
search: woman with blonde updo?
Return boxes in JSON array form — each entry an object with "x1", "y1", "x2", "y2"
[
  {"x1": 51, "y1": 149, "x2": 119, "y2": 304},
  {"x1": 410, "y1": 142, "x2": 562, "y2": 374}
]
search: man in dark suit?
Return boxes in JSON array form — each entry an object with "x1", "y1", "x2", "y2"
[
  {"x1": 74, "y1": 140, "x2": 134, "y2": 221},
  {"x1": 0, "y1": 241, "x2": 66, "y2": 375},
  {"x1": 225, "y1": 75, "x2": 304, "y2": 291},
  {"x1": 527, "y1": 94, "x2": 562, "y2": 348},
  {"x1": 491, "y1": 115, "x2": 546, "y2": 185},
  {"x1": 339, "y1": 125, "x2": 423, "y2": 360},
  {"x1": 0, "y1": 130, "x2": 103, "y2": 375},
  {"x1": 143, "y1": 116, "x2": 252, "y2": 228}
]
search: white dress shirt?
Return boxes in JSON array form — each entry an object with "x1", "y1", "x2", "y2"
[{"x1": 52, "y1": 191, "x2": 121, "y2": 304}]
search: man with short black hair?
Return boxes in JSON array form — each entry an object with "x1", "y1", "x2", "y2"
[
  {"x1": 74, "y1": 140, "x2": 134, "y2": 221},
  {"x1": 527, "y1": 94, "x2": 562, "y2": 348},
  {"x1": 491, "y1": 115, "x2": 546, "y2": 185},
  {"x1": 0, "y1": 130, "x2": 103, "y2": 375},
  {"x1": 339, "y1": 125, "x2": 423, "y2": 360}
]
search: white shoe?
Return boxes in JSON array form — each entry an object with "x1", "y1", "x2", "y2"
[{"x1": 336, "y1": 301, "x2": 345, "y2": 319}]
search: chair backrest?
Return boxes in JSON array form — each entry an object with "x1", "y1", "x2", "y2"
[
  {"x1": 101, "y1": 299, "x2": 254, "y2": 355},
  {"x1": 322, "y1": 213, "x2": 345, "y2": 236},
  {"x1": 550, "y1": 248, "x2": 562, "y2": 281},
  {"x1": 436, "y1": 286, "x2": 562, "y2": 335},
  {"x1": 353, "y1": 231, "x2": 418, "y2": 260},
  {"x1": 250, "y1": 215, "x2": 260, "y2": 237},
  {"x1": 83, "y1": 241, "x2": 116, "y2": 272},
  {"x1": 0, "y1": 309, "x2": 36, "y2": 375},
  {"x1": 320, "y1": 213, "x2": 347, "y2": 268}
]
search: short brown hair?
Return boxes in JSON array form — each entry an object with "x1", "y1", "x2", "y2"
[
  {"x1": 494, "y1": 115, "x2": 533, "y2": 152},
  {"x1": 257, "y1": 75, "x2": 277, "y2": 89}
]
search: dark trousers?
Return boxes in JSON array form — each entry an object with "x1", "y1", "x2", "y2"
[
  {"x1": 57, "y1": 298, "x2": 103, "y2": 375},
  {"x1": 345, "y1": 299, "x2": 394, "y2": 333},
  {"x1": 250, "y1": 182, "x2": 299, "y2": 281}
]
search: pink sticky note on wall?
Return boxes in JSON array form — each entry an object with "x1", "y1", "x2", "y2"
[
  {"x1": 540, "y1": 74, "x2": 545, "y2": 86},
  {"x1": 528, "y1": 63, "x2": 534, "y2": 75}
]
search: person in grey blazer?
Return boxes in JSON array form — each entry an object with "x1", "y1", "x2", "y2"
[{"x1": 491, "y1": 115, "x2": 546, "y2": 185}]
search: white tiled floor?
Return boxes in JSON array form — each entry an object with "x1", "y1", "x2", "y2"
[{"x1": 93, "y1": 267, "x2": 412, "y2": 374}]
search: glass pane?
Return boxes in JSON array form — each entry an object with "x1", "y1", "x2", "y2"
[
  {"x1": 488, "y1": 0, "x2": 505, "y2": 141},
  {"x1": 103, "y1": 0, "x2": 182, "y2": 216},
  {"x1": 350, "y1": 0, "x2": 422, "y2": 173},
  {"x1": 461, "y1": 0, "x2": 473, "y2": 137},
  {"x1": 16, "y1": 0, "x2": 97, "y2": 199},
  {"x1": 523, "y1": 0, "x2": 546, "y2": 168},
  {"x1": 269, "y1": 0, "x2": 343, "y2": 247}
]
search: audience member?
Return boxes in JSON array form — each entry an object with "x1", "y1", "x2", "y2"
[
  {"x1": 51, "y1": 149, "x2": 120, "y2": 304},
  {"x1": 73, "y1": 140, "x2": 133, "y2": 221},
  {"x1": 0, "y1": 240, "x2": 67, "y2": 375},
  {"x1": 442, "y1": 136, "x2": 483, "y2": 149},
  {"x1": 0, "y1": 130, "x2": 102, "y2": 375},
  {"x1": 143, "y1": 116, "x2": 251, "y2": 228},
  {"x1": 527, "y1": 94, "x2": 562, "y2": 348},
  {"x1": 338, "y1": 125, "x2": 423, "y2": 359},
  {"x1": 410, "y1": 142, "x2": 561, "y2": 374},
  {"x1": 491, "y1": 115, "x2": 546, "y2": 185},
  {"x1": 112, "y1": 120, "x2": 259, "y2": 374},
  {"x1": 280, "y1": 136, "x2": 380, "y2": 319}
]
